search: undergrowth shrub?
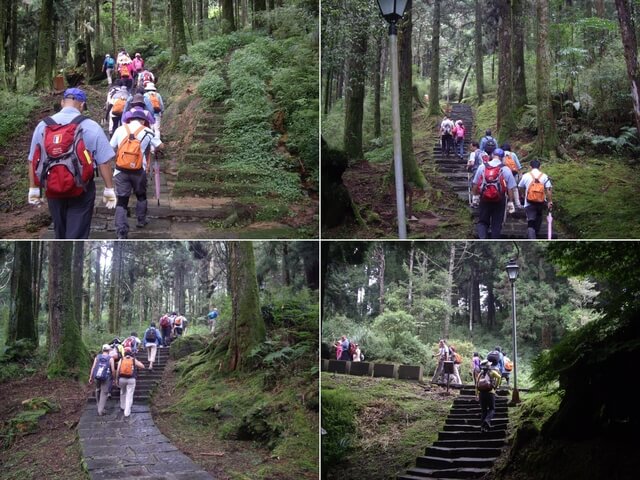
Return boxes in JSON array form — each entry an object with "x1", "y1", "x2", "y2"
[
  {"x1": 197, "y1": 72, "x2": 227, "y2": 103},
  {"x1": 0, "y1": 91, "x2": 39, "y2": 147},
  {"x1": 321, "y1": 388, "x2": 357, "y2": 468}
]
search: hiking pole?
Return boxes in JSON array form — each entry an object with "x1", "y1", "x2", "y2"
[
  {"x1": 153, "y1": 151, "x2": 161, "y2": 206},
  {"x1": 467, "y1": 171, "x2": 471, "y2": 206},
  {"x1": 547, "y1": 212, "x2": 553, "y2": 240}
]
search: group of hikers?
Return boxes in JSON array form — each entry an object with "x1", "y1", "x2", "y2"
[
  {"x1": 88, "y1": 312, "x2": 189, "y2": 417},
  {"x1": 441, "y1": 115, "x2": 555, "y2": 239},
  {"x1": 333, "y1": 335, "x2": 364, "y2": 362},
  {"x1": 27, "y1": 47, "x2": 167, "y2": 240}
]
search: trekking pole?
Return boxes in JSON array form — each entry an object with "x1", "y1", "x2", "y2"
[
  {"x1": 153, "y1": 151, "x2": 161, "y2": 206},
  {"x1": 467, "y1": 171, "x2": 471, "y2": 206},
  {"x1": 547, "y1": 211, "x2": 553, "y2": 240}
]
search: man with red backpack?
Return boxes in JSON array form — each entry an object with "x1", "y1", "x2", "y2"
[
  {"x1": 28, "y1": 88, "x2": 116, "y2": 239},
  {"x1": 471, "y1": 148, "x2": 517, "y2": 239}
]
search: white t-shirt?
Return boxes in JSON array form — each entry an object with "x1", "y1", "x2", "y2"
[
  {"x1": 518, "y1": 169, "x2": 552, "y2": 207},
  {"x1": 110, "y1": 120, "x2": 161, "y2": 172}
]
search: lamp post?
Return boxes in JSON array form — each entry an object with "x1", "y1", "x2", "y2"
[
  {"x1": 505, "y1": 259, "x2": 521, "y2": 404},
  {"x1": 376, "y1": 0, "x2": 409, "y2": 239},
  {"x1": 447, "y1": 58, "x2": 453, "y2": 104}
]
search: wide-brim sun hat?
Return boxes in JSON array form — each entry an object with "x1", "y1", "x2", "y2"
[
  {"x1": 480, "y1": 359, "x2": 490, "y2": 367},
  {"x1": 126, "y1": 110, "x2": 149, "y2": 123},
  {"x1": 102, "y1": 344, "x2": 111, "y2": 351},
  {"x1": 144, "y1": 82, "x2": 156, "y2": 91},
  {"x1": 131, "y1": 94, "x2": 146, "y2": 107}
]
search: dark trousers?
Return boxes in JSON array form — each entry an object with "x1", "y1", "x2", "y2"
[
  {"x1": 477, "y1": 200, "x2": 506, "y2": 239},
  {"x1": 162, "y1": 327, "x2": 171, "y2": 346},
  {"x1": 479, "y1": 390, "x2": 496, "y2": 429},
  {"x1": 442, "y1": 134, "x2": 454, "y2": 156},
  {"x1": 115, "y1": 170, "x2": 148, "y2": 237},
  {"x1": 525, "y1": 203, "x2": 545, "y2": 239},
  {"x1": 47, "y1": 180, "x2": 96, "y2": 239}
]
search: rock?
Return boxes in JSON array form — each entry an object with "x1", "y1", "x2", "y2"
[{"x1": 169, "y1": 335, "x2": 209, "y2": 360}]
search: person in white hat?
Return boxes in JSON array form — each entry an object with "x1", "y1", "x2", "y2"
[
  {"x1": 143, "y1": 83, "x2": 164, "y2": 139},
  {"x1": 88, "y1": 344, "x2": 116, "y2": 416}
]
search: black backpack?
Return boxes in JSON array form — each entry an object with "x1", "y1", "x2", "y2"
[
  {"x1": 145, "y1": 329, "x2": 157, "y2": 342},
  {"x1": 487, "y1": 350, "x2": 501, "y2": 365},
  {"x1": 484, "y1": 137, "x2": 497, "y2": 154}
]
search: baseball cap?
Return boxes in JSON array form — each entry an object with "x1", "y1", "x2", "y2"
[
  {"x1": 493, "y1": 148, "x2": 505, "y2": 158},
  {"x1": 63, "y1": 88, "x2": 87, "y2": 103}
]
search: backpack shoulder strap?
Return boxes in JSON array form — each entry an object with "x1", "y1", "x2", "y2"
[
  {"x1": 70, "y1": 115, "x2": 88, "y2": 125},
  {"x1": 43, "y1": 116, "x2": 58, "y2": 126}
]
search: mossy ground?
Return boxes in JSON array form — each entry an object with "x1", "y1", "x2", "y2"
[
  {"x1": 152, "y1": 348, "x2": 318, "y2": 479},
  {"x1": 321, "y1": 373, "x2": 452, "y2": 480}
]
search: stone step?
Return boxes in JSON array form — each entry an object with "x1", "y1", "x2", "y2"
[
  {"x1": 454, "y1": 396, "x2": 508, "y2": 404},
  {"x1": 433, "y1": 438, "x2": 507, "y2": 449},
  {"x1": 447, "y1": 413, "x2": 508, "y2": 421},
  {"x1": 416, "y1": 455, "x2": 497, "y2": 470},
  {"x1": 425, "y1": 446, "x2": 503, "y2": 459},
  {"x1": 444, "y1": 417, "x2": 508, "y2": 426},
  {"x1": 449, "y1": 408, "x2": 508, "y2": 416},
  {"x1": 405, "y1": 466, "x2": 490, "y2": 479},
  {"x1": 442, "y1": 423, "x2": 507, "y2": 432},
  {"x1": 438, "y1": 430, "x2": 506, "y2": 441}
]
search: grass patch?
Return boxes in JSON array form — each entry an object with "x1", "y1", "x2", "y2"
[
  {"x1": 544, "y1": 158, "x2": 640, "y2": 238},
  {"x1": 474, "y1": 94, "x2": 498, "y2": 140},
  {"x1": 0, "y1": 91, "x2": 39, "y2": 147},
  {"x1": 321, "y1": 373, "x2": 452, "y2": 479}
]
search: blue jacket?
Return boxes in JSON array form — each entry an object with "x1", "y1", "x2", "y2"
[{"x1": 142, "y1": 327, "x2": 162, "y2": 347}]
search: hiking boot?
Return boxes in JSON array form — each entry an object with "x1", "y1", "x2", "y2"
[
  {"x1": 136, "y1": 219, "x2": 149, "y2": 228},
  {"x1": 117, "y1": 233, "x2": 128, "y2": 240}
]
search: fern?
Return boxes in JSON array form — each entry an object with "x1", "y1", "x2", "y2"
[{"x1": 591, "y1": 126, "x2": 640, "y2": 154}]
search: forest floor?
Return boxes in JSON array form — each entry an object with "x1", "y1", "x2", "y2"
[
  {"x1": 327, "y1": 108, "x2": 471, "y2": 238},
  {"x1": 152, "y1": 353, "x2": 318, "y2": 480},
  {"x1": 321, "y1": 373, "x2": 453, "y2": 480},
  {"x1": 0, "y1": 371, "x2": 89, "y2": 480}
]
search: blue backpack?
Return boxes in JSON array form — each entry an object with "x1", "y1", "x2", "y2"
[
  {"x1": 93, "y1": 354, "x2": 111, "y2": 381},
  {"x1": 106, "y1": 57, "x2": 115, "y2": 68}
]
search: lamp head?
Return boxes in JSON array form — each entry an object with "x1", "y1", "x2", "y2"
[
  {"x1": 506, "y1": 259, "x2": 519, "y2": 283},
  {"x1": 376, "y1": 0, "x2": 409, "y2": 24}
]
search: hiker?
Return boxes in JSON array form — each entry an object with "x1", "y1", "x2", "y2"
[
  {"x1": 518, "y1": 159, "x2": 553, "y2": 239},
  {"x1": 173, "y1": 313, "x2": 187, "y2": 337},
  {"x1": 502, "y1": 353, "x2": 513, "y2": 385},
  {"x1": 352, "y1": 343, "x2": 362, "y2": 362},
  {"x1": 207, "y1": 307, "x2": 219, "y2": 334},
  {"x1": 28, "y1": 88, "x2": 116, "y2": 239},
  {"x1": 118, "y1": 60, "x2": 134, "y2": 91},
  {"x1": 501, "y1": 143, "x2": 522, "y2": 183},
  {"x1": 339, "y1": 335, "x2": 351, "y2": 361},
  {"x1": 104, "y1": 81, "x2": 121, "y2": 127},
  {"x1": 109, "y1": 85, "x2": 130, "y2": 135},
  {"x1": 132, "y1": 53, "x2": 145, "y2": 85},
  {"x1": 479, "y1": 129, "x2": 497, "y2": 156},
  {"x1": 143, "y1": 83, "x2": 164, "y2": 139},
  {"x1": 122, "y1": 92, "x2": 156, "y2": 126},
  {"x1": 103, "y1": 54, "x2": 116, "y2": 85},
  {"x1": 110, "y1": 109, "x2": 164, "y2": 239},
  {"x1": 431, "y1": 339, "x2": 449, "y2": 383},
  {"x1": 487, "y1": 347, "x2": 505, "y2": 375},
  {"x1": 89, "y1": 344, "x2": 116, "y2": 416},
  {"x1": 115, "y1": 347, "x2": 145, "y2": 417},
  {"x1": 466, "y1": 142, "x2": 487, "y2": 202},
  {"x1": 471, "y1": 148, "x2": 517, "y2": 239},
  {"x1": 471, "y1": 352, "x2": 481, "y2": 384},
  {"x1": 440, "y1": 116, "x2": 455, "y2": 157},
  {"x1": 143, "y1": 322, "x2": 162, "y2": 370},
  {"x1": 122, "y1": 332, "x2": 141, "y2": 354},
  {"x1": 159, "y1": 314, "x2": 172, "y2": 346},
  {"x1": 334, "y1": 341, "x2": 342, "y2": 359},
  {"x1": 475, "y1": 359, "x2": 502, "y2": 432},
  {"x1": 453, "y1": 120, "x2": 466, "y2": 159},
  {"x1": 116, "y1": 48, "x2": 130, "y2": 65},
  {"x1": 137, "y1": 70, "x2": 155, "y2": 89},
  {"x1": 449, "y1": 345, "x2": 463, "y2": 384}
]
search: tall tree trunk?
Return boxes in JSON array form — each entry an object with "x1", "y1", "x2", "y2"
[
  {"x1": 170, "y1": 0, "x2": 188, "y2": 67},
  {"x1": 343, "y1": 24, "x2": 367, "y2": 160},
  {"x1": 109, "y1": 242, "x2": 123, "y2": 334},
  {"x1": 487, "y1": 281, "x2": 496, "y2": 328},
  {"x1": 93, "y1": 245, "x2": 102, "y2": 327},
  {"x1": 534, "y1": 0, "x2": 559, "y2": 156},
  {"x1": 282, "y1": 243, "x2": 291, "y2": 286},
  {"x1": 443, "y1": 244, "x2": 455, "y2": 339},
  {"x1": 324, "y1": 66, "x2": 333, "y2": 115},
  {"x1": 7, "y1": 242, "x2": 38, "y2": 346},
  {"x1": 34, "y1": 0, "x2": 55, "y2": 90},
  {"x1": 512, "y1": 0, "x2": 527, "y2": 109},
  {"x1": 458, "y1": 64, "x2": 472, "y2": 102},
  {"x1": 221, "y1": 0, "x2": 235, "y2": 33},
  {"x1": 497, "y1": 0, "x2": 516, "y2": 141},
  {"x1": 373, "y1": 35, "x2": 382, "y2": 139},
  {"x1": 0, "y1": 0, "x2": 7, "y2": 89},
  {"x1": 615, "y1": 0, "x2": 640, "y2": 137},
  {"x1": 375, "y1": 246, "x2": 386, "y2": 314},
  {"x1": 398, "y1": 0, "x2": 426, "y2": 188},
  {"x1": 142, "y1": 0, "x2": 152, "y2": 28},
  {"x1": 196, "y1": 0, "x2": 204, "y2": 38},
  {"x1": 83, "y1": 248, "x2": 91, "y2": 329},
  {"x1": 47, "y1": 242, "x2": 90, "y2": 377},
  {"x1": 226, "y1": 242, "x2": 265, "y2": 371},
  {"x1": 95, "y1": 0, "x2": 101, "y2": 54},
  {"x1": 111, "y1": 0, "x2": 117, "y2": 58},
  {"x1": 407, "y1": 241, "x2": 415, "y2": 307},
  {"x1": 72, "y1": 242, "x2": 84, "y2": 331},
  {"x1": 474, "y1": 0, "x2": 484, "y2": 103},
  {"x1": 427, "y1": 0, "x2": 441, "y2": 116}
]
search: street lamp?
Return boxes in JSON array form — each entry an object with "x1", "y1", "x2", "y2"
[
  {"x1": 376, "y1": 0, "x2": 408, "y2": 239},
  {"x1": 505, "y1": 259, "x2": 520, "y2": 404}
]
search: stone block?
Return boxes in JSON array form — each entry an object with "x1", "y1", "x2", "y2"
[
  {"x1": 373, "y1": 363, "x2": 397, "y2": 379},
  {"x1": 398, "y1": 365, "x2": 423, "y2": 381},
  {"x1": 321, "y1": 359, "x2": 329, "y2": 371},
  {"x1": 348, "y1": 362, "x2": 372, "y2": 376},
  {"x1": 327, "y1": 360, "x2": 349, "y2": 374}
]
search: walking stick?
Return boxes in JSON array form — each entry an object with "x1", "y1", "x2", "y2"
[
  {"x1": 547, "y1": 212, "x2": 553, "y2": 240},
  {"x1": 467, "y1": 172, "x2": 472, "y2": 206},
  {"x1": 153, "y1": 151, "x2": 161, "y2": 206}
]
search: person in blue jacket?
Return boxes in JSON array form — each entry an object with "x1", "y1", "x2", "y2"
[
  {"x1": 103, "y1": 54, "x2": 116, "y2": 85},
  {"x1": 142, "y1": 322, "x2": 162, "y2": 370}
]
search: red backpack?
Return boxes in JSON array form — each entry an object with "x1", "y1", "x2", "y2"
[
  {"x1": 479, "y1": 164, "x2": 506, "y2": 203},
  {"x1": 32, "y1": 115, "x2": 95, "y2": 198},
  {"x1": 160, "y1": 315, "x2": 170, "y2": 328}
]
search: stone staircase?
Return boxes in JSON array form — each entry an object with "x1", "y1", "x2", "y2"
[
  {"x1": 398, "y1": 387, "x2": 509, "y2": 480},
  {"x1": 434, "y1": 103, "x2": 554, "y2": 239},
  {"x1": 87, "y1": 345, "x2": 170, "y2": 405}
]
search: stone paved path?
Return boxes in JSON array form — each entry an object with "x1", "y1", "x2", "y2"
[{"x1": 78, "y1": 346, "x2": 214, "y2": 479}]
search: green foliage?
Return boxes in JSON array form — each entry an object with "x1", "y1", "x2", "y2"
[
  {"x1": 196, "y1": 72, "x2": 227, "y2": 103},
  {"x1": 0, "y1": 338, "x2": 37, "y2": 362},
  {"x1": 259, "y1": 5, "x2": 317, "y2": 40},
  {"x1": 0, "y1": 91, "x2": 39, "y2": 147},
  {"x1": 321, "y1": 387, "x2": 358, "y2": 467},
  {"x1": 590, "y1": 127, "x2": 640, "y2": 155},
  {"x1": 510, "y1": 391, "x2": 562, "y2": 432},
  {"x1": 182, "y1": 31, "x2": 259, "y2": 74}
]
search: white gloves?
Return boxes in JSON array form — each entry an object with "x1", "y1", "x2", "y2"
[
  {"x1": 472, "y1": 195, "x2": 480, "y2": 206},
  {"x1": 507, "y1": 201, "x2": 515, "y2": 214},
  {"x1": 103, "y1": 188, "x2": 116, "y2": 209},
  {"x1": 28, "y1": 188, "x2": 41, "y2": 205}
]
